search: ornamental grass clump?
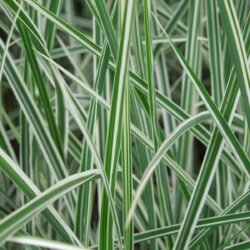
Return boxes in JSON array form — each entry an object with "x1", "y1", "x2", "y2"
[{"x1": 0, "y1": 0, "x2": 249, "y2": 249}]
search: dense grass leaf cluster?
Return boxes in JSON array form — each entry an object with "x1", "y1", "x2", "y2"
[{"x1": 0, "y1": 0, "x2": 249, "y2": 249}]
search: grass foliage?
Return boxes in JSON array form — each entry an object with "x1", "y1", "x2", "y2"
[{"x1": 0, "y1": 0, "x2": 249, "y2": 249}]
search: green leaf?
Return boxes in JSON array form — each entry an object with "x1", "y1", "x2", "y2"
[{"x1": 0, "y1": 168, "x2": 99, "y2": 245}]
